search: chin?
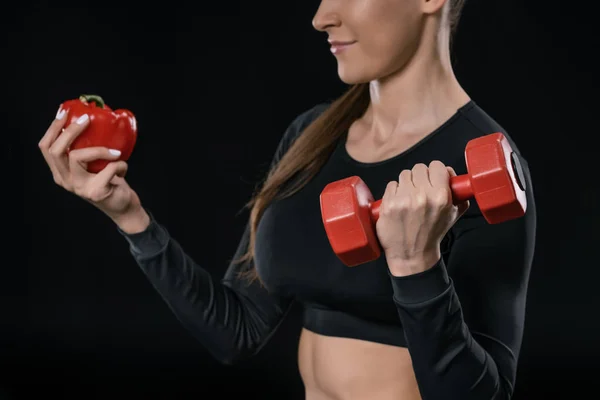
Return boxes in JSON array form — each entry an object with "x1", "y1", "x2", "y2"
[{"x1": 336, "y1": 63, "x2": 375, "y2": 85}]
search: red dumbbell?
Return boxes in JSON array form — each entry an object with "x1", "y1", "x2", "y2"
[{"x1": 319, "y1": 132, "x2": 528, "y2": 267}]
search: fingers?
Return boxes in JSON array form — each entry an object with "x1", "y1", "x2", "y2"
[
  {"x1": 397, "y1": 162, "x2": 448, "y2": 190},
  {"x1": 380, "y1": 180, "x2": 399, "y2": 216},
  {"x1": 383, "y1": 180, "x2": 398, "y2": 198},
  {"x1": 50, "y1": 113, "x2": 90, "y2": 157},
  {"x1": 91, "y1": 161, "x2": 128, "y2": 189},
  {"x1": 38, "y1": 106, "x2": 69, "y2": 185},
  {"x1": 393, "y1": 162, "x2": 453, "y2": 209},
  {"x1": 428, "y1": 160, "x2": 450, "y2": 188},
  {"x1": 69, "y1": 147, "x2": 122, "y2": 181},
  {"x1": 72, "y1": 161, "x2": 128, "y2": 203},
  {"x1": 39, "y1": 106, "x2": 68, "y2": 149},
  {"x1": 48, "y1": 112, "x2": 91, "y2": 186},
  {"x1": 410, "y1": 163, "x2": 430, "y2": 187},
  {"x1": 383, "y1": 161, "x2": 467, "y2": 227},
  {"x1": 398, "y1": 169, "x2": 413, "y2": 188}
]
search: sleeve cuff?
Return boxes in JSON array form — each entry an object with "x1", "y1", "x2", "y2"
[
  {"x1": 388, "y1": 258, "x2": 451, "y2": 304},
  {"x1": 116, "y1": 209, "x2": 169, "y2": 256}
]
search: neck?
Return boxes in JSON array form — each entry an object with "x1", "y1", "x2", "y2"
[{"x1": 364, "y1": 33, "x2": 470, "y2": 141}]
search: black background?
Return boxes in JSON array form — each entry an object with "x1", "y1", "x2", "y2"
[{"x1": 4, "y1": 1, "x2": 599, "y2": 399}]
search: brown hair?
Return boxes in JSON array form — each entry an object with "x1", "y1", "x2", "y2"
[
  {"x1": 237, "y1": 0, "x2": 467, "y2": 283},
  {"x1": 449, "y1": 0, "x2": 467, "y2": 39}
]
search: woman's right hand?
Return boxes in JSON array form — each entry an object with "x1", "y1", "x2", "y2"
[{"x1": 38, "y1": 106, "x2": 144, "y2": 226}]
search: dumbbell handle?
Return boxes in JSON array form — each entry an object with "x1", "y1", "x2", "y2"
[{"x1": 369, "y1": 174, "x2": 473, "y2": 222}]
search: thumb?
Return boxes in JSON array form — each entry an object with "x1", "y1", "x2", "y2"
[
  {"x1": 446, "y1": 166, "x2": 457, "y2": 177},
  {"x1": 454, "y1": 199, "x2": 470, "y2": 222},
  {"x1": 92, "y1": 161, "x2": 128, "y2": 188}
]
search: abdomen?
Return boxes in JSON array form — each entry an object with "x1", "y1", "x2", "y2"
[{"x1": 298, "y1": 328, "x2": 422, "y2": 400}]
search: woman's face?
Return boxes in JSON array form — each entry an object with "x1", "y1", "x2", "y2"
[{"x1": 312, "y1": 0, "x2": 429, "y2": 84}]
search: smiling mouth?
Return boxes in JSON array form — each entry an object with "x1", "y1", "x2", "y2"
[{"x1": 329, "y1": 41, "x2": 356, "y2": 54}]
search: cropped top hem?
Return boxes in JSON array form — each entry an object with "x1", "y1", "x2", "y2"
[{"x1": 302, "y1": 305, "x2": 408, "y2": 347}]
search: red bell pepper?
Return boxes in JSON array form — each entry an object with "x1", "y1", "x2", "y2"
[{"x1": 61, "y1": 94, "x2": 138, "y2": 173}]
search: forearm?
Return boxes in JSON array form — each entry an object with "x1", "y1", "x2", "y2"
[
  {"x1": 117, "y1": 212, "x2": 292, "y2": 364},
  {"x1": 390, "y1": 260, "x2": 512, "y2": 400}
]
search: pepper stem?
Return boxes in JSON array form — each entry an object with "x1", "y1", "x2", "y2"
[{"x1": 79, "y1": 94, "x2": 105, "y2": 108}]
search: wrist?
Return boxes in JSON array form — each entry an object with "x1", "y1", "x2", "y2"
[
  {"x1": 387, "y1": 250, "x2": 441, "y2": 277},
  {"x1": 111, "y1": 205, "x2": 150, "y2": 234}
]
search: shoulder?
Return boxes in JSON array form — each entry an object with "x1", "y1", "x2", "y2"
[
  {"x1": 458, "y1": 101, "x2": 526, "y2": 161},
  {"x1": 273, "y1": 102, "x2": 332, "y2": 157},
  {"x1": 285, "y1": 102, "x2": 331, "y2": 139},
  {"x1": 452, "y1": 102, "x2": 537, "y2": 223},
  {"x1": 451, "y1": 101, "x2": 532, "y2": 177}
]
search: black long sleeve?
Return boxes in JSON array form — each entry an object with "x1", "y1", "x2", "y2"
[
  {"x1": 119, "y1": 216, "x2": 293, "y2": 364},
  {"x1": 115, "y1": 99, "x2": 536, "y2": 399},
  {"x1": 389, "y1": 158, "x2": 537, "y2": 400},
  {"x1": 117, "y1": 104, "x2": 328, "y2": 364}
]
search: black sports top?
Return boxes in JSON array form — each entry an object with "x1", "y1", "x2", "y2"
[{"x1": 118, "y1": 100, "x2": 537, "y2": 399}]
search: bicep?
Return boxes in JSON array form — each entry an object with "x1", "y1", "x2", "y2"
[{"x1": 447, "y1": 180, "x2": 537, "y2": 377}]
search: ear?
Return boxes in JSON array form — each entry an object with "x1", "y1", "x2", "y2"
[{"x1": 421, "y1": 0, "x2": 448, "y2": 15}]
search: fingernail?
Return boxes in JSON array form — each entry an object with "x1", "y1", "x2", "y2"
[
  {"x1": 109, "y1": 149, "x2": 121, "y2": 156},
  {"x1": 55, "y1": 107, "x2": 66, "y2": 120},
  {"x1": 76, "y1": 114, "x2": 89, "y2": 125}
]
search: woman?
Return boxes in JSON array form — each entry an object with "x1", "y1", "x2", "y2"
[{"x1": 38, "y1": 0, "x2": 537, "y2": 399}]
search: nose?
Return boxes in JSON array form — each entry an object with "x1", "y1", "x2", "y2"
[{"x1": 312, "y1": 0, "x2": 341, "y2": 32}]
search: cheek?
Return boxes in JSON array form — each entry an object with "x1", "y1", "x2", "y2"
[
  {"x1": 336, "y1": 26, "x2": 417, "y2": 84},
  {"x1": 358, "y1": 1, "x2": 422, "y2": 61},
  {"x1": 360, "y1": 22, "x2": 419, "y2": 68},
  {"x1": 337, "y1": 2, "x2": 422, "y2": 82}
]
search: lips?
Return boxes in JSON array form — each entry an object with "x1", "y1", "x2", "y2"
[
  {"x1": 328, "y1": 40, "x2": 356, "y2": 46},
  {"x1": 329, "y1": 40, "x2": 357, "y2": 54}
]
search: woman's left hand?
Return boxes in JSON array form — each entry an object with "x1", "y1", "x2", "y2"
[{"x1": 376, "y1": 160, "x2": 470, "y2": 277}]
